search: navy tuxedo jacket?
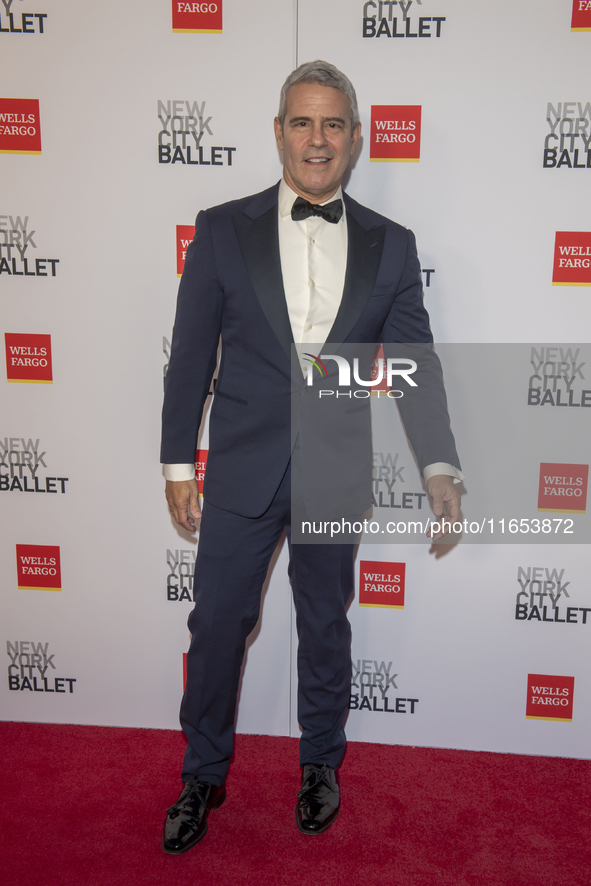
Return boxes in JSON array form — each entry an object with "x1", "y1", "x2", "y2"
[{"x1": 161, "y1": 182, "x2": 460, "y2": 518}]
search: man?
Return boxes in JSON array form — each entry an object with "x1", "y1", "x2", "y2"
[{"x1": 161, "y1": 60, "x2": 462, "y2": 853}]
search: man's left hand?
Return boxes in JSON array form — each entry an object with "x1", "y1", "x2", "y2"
[{"x1": 426, "y1": 474, "x2": 461, "y2": 540}]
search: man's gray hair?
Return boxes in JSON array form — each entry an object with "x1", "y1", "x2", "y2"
[{"x1": 277, "y1": 60, "x2": 360, "y2": 131}]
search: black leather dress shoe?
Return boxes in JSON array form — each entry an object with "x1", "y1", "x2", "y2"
[
  {"x1": 162, "y1": 780, "x2": 226, "y2": 854},
  {"x1": 296, "y1": 764, "x2": 340, "y2": 834}
]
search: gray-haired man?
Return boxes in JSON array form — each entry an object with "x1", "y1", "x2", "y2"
[{"x1": 161, "y1": 60, "x2": 462, "y2": 852}]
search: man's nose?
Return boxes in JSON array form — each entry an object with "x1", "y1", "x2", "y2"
[{"x1": 308, "y1": 123, "x2": 327, "y2": 146}]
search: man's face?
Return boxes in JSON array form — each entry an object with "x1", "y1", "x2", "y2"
[{"x1": 274, "y1": 82, "x2": 361, "y2": 204}]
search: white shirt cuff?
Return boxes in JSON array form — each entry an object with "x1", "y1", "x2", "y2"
[
  {"x1": 422, "y1": 463, "x2": 465, "y2": 484},
  {"x1": 163, "y1": 463, "x2": 196, "y2": 482}
]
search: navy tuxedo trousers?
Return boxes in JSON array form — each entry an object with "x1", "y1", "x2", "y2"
[{"x1": 180, "y1": 459, "x2": 355, "y2": 785}]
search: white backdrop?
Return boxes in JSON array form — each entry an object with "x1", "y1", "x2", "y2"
[{"x1": 2, "y1": 0, "x2": 590, "y2": 760}]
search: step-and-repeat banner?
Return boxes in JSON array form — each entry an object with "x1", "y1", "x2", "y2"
[{"x1": 2, "y1": 0, "x2": 590, "y2": 760}]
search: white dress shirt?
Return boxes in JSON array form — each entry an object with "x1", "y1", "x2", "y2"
[
  {"x1": 164, "y1": 179, "x2": 464, "y2": 485},
  {"x1": 278, "y1": 179, "x2": 346, "y2": 351}
]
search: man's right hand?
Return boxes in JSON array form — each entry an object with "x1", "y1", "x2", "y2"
[{"x1": 166, "y1": 479, "x2": 201, "y2": 532}]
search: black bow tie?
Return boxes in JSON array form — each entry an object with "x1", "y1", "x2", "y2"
[{"x1": 291, "y1": 196, "x2": 343, "y2": 224}]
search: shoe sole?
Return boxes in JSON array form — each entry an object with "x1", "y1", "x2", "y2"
[
  {"x1": 295, "y1": 803, "x2": 340, "y2": 835},
  {"x1": 162, "y1": 787, "x2": 226, "y2": 855}
]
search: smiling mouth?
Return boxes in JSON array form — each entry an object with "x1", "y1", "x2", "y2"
[{"x1": 305, "y1": 157, "x2": 331, "y2": 163}]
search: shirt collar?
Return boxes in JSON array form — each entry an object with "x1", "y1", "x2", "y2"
[{"x1": 278, "y1": 178, "x2": 344, "y2": 221}]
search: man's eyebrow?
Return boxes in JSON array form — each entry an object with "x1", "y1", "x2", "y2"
[{"x1": 288, "y1": 115, "x2": 347, "y2": 125}]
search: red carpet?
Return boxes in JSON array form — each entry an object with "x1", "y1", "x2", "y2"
[{"x1": 1, "y1": 722, "x2": 590, "y2": 886}]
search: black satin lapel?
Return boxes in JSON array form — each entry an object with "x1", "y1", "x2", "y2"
[
  {"x1": 232, "y1": 206, "x2": 293, "y2": 363},
  {"x1": 325, "y1": 214, "x2": 385, "y2": 347}
]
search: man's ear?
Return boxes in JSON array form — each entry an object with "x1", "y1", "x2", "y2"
[
  {"x1": 274, "y1": 117, "x2": 284, "y2": 151},
  {"x1": 351, "y1": 122, "x2": 361, "y2": 154}
]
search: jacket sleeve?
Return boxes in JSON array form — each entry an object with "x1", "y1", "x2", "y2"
[
  {"x1": 160, "y1": 210, "x2": 223, "y2": 464},
  {"x1": 381, "y1": 228, "x2": 461, "y2": 473}
]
